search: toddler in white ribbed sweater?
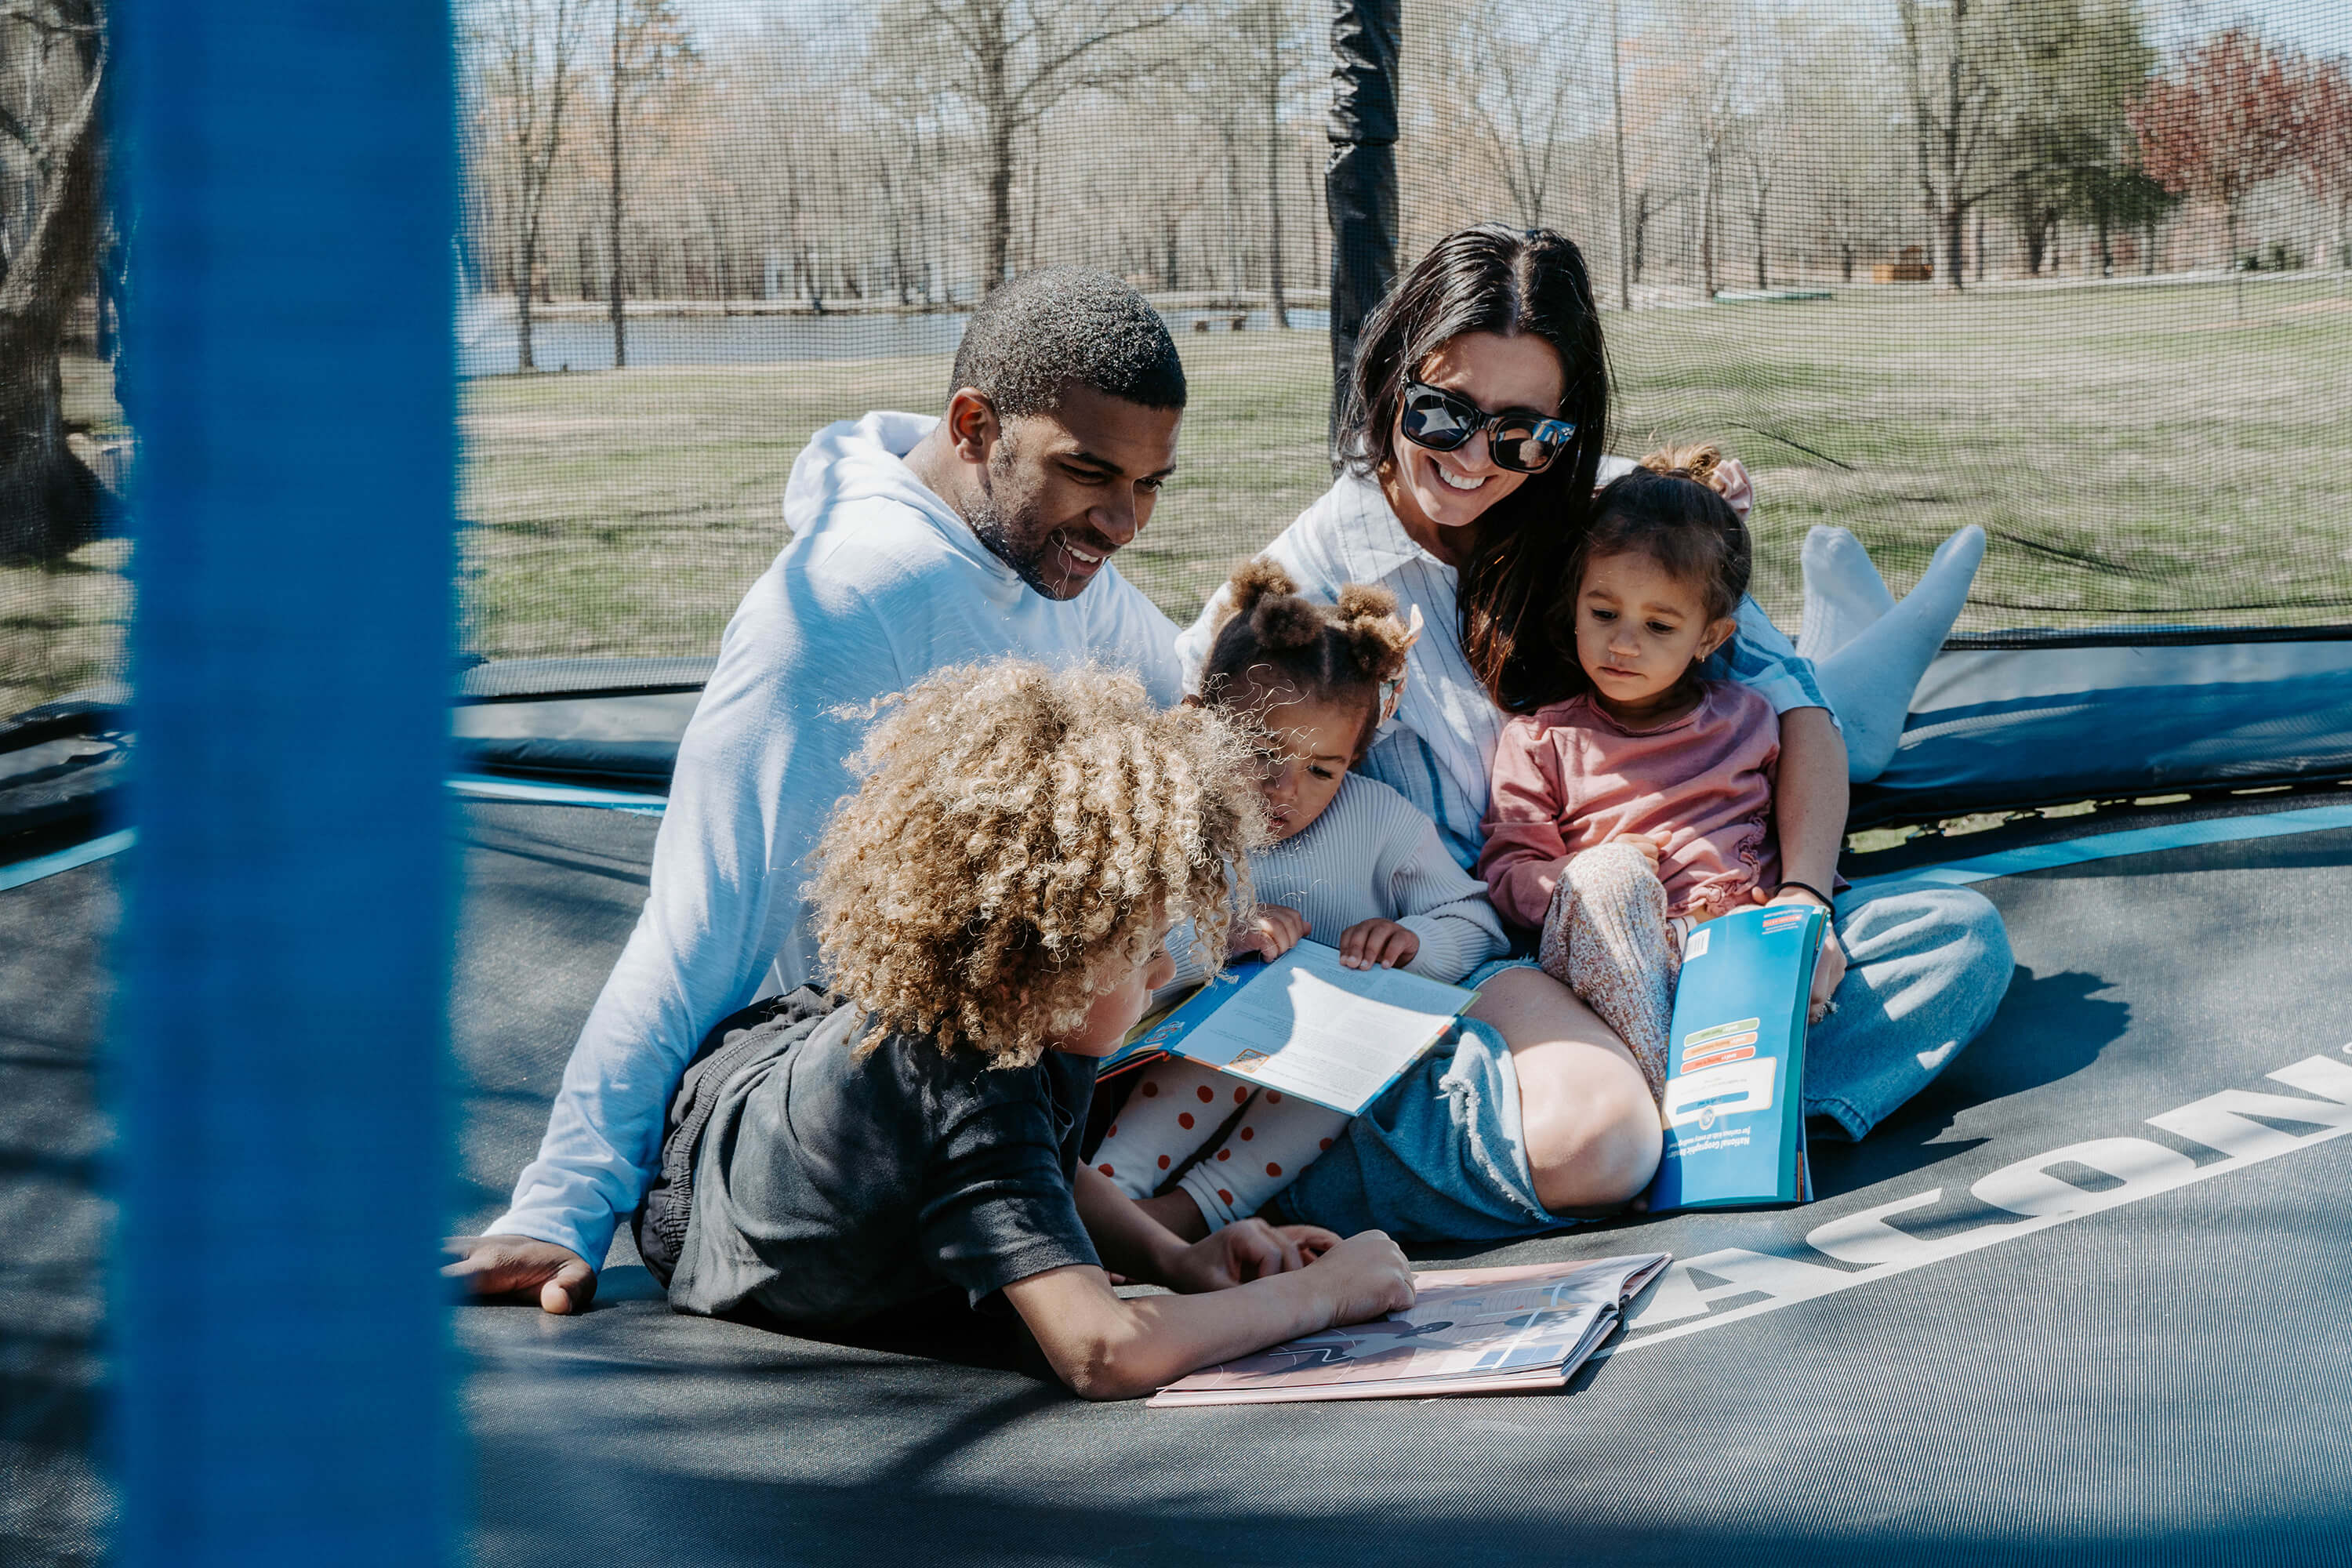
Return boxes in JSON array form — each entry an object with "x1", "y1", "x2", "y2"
[{"x1": 1091, "y1": 560, "x2": 1508, "y2": 1233}]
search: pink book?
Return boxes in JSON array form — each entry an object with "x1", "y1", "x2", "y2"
[{"x1": 1149, "y1": 1254, "x2": 1671, "y2": 1408}]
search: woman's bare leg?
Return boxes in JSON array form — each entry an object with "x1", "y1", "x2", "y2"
[{"x1": 1468, "y1": 966, "x2": 1662, "y2": 1214}]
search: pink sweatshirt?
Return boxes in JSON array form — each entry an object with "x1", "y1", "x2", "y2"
[{"x1": 1477, "y1": 681, "x2": 1780, "y2": 926}]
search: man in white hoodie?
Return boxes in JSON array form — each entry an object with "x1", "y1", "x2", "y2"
[{"x1": 446, "y1": 270, "x2": 1192, "y2": 1312}]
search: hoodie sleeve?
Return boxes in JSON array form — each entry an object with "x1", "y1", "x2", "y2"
[
  {"x1": 486, "y1": 561, "x2": 904, "y2": 1268},
  {"x1": 1475, "y1": 717, "x2": 1575, "y2": 931},
  {"x1": 1381, "y1": 801, "x2": 1509, "y2": 983}
]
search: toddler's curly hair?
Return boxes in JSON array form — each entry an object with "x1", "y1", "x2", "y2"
[
  {"x1": 1200, "y1": 557, "x2": 1414, "y2": 759},
  {"x1": 806, "y1": 659, "x2": 1269, "y2": 1068}
]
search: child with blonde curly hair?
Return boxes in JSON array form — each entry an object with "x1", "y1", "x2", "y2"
[
  {"x1": 1091, "y1": 559, "x2": 1508, "y2": 1236},
  {"x1": 632, "y1": 657, "x2": 1413, "y2": 1399}
]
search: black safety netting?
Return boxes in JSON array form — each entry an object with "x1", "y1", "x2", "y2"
[{"x1": 5, "y1": 0, "x2": 2352, "y2": 717}]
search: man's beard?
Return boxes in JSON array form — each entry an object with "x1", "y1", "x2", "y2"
[{"x1": 965, "y1": 493, "x2": 1065, "y2": 598}]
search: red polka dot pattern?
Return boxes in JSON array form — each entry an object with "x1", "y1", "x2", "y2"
[
  {"x1": 1156, "y1": 1154, "x2": 1171, "y2": 1169},
  {"x1": 1178, "y1": 1112, "x2": 1194, "y2": 1130},
  {"x1": 1319, "y1": 1138, "x2": 1334, "y2": 1150},
  {"x1": 1233, "y1": 1087, "x2": 1247, "y2": 1103},
  {"x1": 1196, "y1": 1085, "x2": 1215, "y2": 1102},
  {"x1": 1216, "y1": 1148, "x2": 1230, "y2": 1160},
  {"x1": 1265, "y1": 1091, "x2": 1283, "y2": 1104},
  {"x1": 1106, "y1": 1124, "x2": 1119, "y2": 1138},
  {"x1": 1096, "y1": 1163, "x2": 1114, "y2": 1176},
  {"x1": 1265, "y1": 1162, "x2": 1282, "y2": 1178},
  {"x1": 1142, "y1": 1082, "x2": 1159, "y2": 1097},
  {"x1": 1218, "y1": 1190, "x2": 1232, "y2": 1205},
  {"x1": 1240, "y1": 1126, "x2": 1254, "y2": 1141}
]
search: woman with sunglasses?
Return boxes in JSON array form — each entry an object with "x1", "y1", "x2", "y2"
[{"x1": 1171, "y1": 224, "x2": 2013, "y2": 1239}]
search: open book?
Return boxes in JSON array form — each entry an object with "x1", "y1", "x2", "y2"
[
  {"x1": 1642, "y1": 902, "x2": 1826, "y2": 1213},
  {"x1": 1098, "y1": 940, "x2": 1479, "y2": 1119},
  {"x1": 1149, "y1": 1253, "x2": 1671, "y2": 1407}
]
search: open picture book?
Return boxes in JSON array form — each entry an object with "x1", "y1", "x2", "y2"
[
  {"x1": 1149, "y1": 1254, "x2": 1671, "y2": 1407},
  {"x1": 1098, "y1": 939, "x2": 1479, "y2": 1118},
  {"x1": 1642, "y1": 902, "x2": 1827, "y2": 1214}
]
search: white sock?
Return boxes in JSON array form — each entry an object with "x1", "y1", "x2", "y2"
[
  {"x1": 1176, "y1": 1088, "x2": 1349, "y2": 1231},
  {"x1": 1797, "y1": 526, "x2": 1897, "y2": 662},
  {"x1": 1091, "y1": 1058, "x2": 1250, "y2": 1199},
  {"x1": 1813, "y1": 524, "x2": 1987, "y2": 782}
]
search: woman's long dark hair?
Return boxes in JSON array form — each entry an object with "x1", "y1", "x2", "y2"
[{"x1": 1336, "y1": 224, "x2": 1609, "y2": 714}]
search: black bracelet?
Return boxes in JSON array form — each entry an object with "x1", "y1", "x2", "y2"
[{"x1": 1773, "y1": 880, "x2": 1837, "y2": 911}]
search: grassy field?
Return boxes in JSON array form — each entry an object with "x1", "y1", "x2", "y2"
[{"x1": 8, "y1": 273, "x2": 2352, "y2": 713}]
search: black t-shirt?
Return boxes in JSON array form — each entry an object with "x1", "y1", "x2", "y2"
[{"x1": 666, "y1": 1001, "x2": 1102, "y2": 1328}]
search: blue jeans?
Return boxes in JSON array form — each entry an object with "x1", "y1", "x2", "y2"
[{"x1": 1269, "y1": 884, "x2": 2013, "y2": 1242}]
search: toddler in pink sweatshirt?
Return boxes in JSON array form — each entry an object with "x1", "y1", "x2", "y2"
[{"x1": 1476, "y1": 444, "x2": 1790, "y2": 1101}]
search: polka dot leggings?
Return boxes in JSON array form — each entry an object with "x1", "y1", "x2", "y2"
[{"x1": 1090, "y1": 1058, "x2": 1348, "y2": 1231}]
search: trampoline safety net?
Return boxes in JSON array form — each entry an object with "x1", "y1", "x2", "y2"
[{"x1": 3, "y1": 0, "x2": 2352, "y2": 714}]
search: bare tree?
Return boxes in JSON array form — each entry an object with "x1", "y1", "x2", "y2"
[
  {"x1": 1455, "y1": 0, "x2": 1595, "y2": 232},
  {"x1": 605, "y1": 0, "x2": 693, "y2": 367},
  {"x1": 0, "y1": 0, "x2": 104, "y2": 563},
  {"x1": 1228, "y1": 0, "x2": 1308, "y2": 325},
  {"x1": 468, "y1": 0, "x2": 590, "y2": 370},
  {"x1": 1896, "y1": 0, "x2": 2012, "y2": 289},
  {"x1": 887, "y1": 0, "x2": 1183, "y2": 289}
]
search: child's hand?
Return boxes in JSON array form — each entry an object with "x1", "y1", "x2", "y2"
[
  {"x1": 1610, "y1": 829, "x2": 1670, "y2": 869},
  {"x1": 1230, "y1": 904, "x2": 1308, "y2": 962},
  {"x1": 1338, "y1": 918, "x2": 1420, "y2": 971},
  {"x1": 1304, "y1": 1230, "x2": 1417, "y2": 1326},
  {"x1": 1163, "y1": 1218, "x2": 1344, "y2": 1292},
  {"x1": 441, "y1": 1234, "x2": 597, "y2": 1315}
]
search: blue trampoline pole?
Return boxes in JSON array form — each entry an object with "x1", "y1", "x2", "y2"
[{"x1": 114, "y1": 7, "x2": 458, "y2": 1564}]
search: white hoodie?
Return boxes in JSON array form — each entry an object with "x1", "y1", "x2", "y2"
[{"x1": 490, "y1": 411, "x2": 1184, "y2": 1266}]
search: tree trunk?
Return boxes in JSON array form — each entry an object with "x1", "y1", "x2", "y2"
[
  {"x1": 1936, "y1": 201, "x2": 1965, "y2": 293},
  {"x1": 608, "y1": 5, "x2": 627, "y2": 369},
  {"x1": 1700, "y1": 157, "x2": 1719, "y2": 298},
  {"x1": 1265, "y1": 73, "x2": 1288, "y2": 328},
  {"x1": 515, "y1": 238, "x2": 538, "y2": 371},
  {"x1": 0, "y1": 47, "x2": 107, "y2": 563}
]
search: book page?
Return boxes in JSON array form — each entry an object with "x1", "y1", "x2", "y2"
[
  {"x1": 1162, "y1": 942, "x2": 1473, "y2": 1116},
  {"x1": 1150, "y1": 1254, "x2": 1671, "y2": 1407}
]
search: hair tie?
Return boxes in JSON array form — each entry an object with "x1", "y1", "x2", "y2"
[{"x1": 1713, "y1": 458, "x2": 1754, "y2": 521}]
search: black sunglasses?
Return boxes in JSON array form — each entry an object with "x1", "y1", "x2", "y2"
[{"x1": 1399, "y1": 376, "x2": 1577, "y2": 474}]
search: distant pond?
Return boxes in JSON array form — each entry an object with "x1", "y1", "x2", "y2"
[{"x1": 457, "y1": 303, "x2": 1329, "y2": 376}]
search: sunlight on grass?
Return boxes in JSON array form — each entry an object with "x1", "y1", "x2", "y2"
[{"x1": 8, "y1": 276, "x2": 2351, "y2": 710}]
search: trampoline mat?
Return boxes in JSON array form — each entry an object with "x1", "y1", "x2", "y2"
[{"x1": 6, "y1": 802, "x2": 2351, "y2": 1566}]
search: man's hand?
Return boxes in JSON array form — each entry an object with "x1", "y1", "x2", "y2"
[
  {"x1": 1160, "y1": 1219, "x2": 1341, "y2": 1293},
  {"x1": 1338, "y1": 918, "x2": 1421, "y2": 971},
  {"x1": 1230, "y1": 905, "x2": 1308, "y2": 963},
  {"x1": 442, "y1": 1235, "x2": 597, "y2": 1315},
  {"x1": 1755, "y1": 884, "x2": 1848, "y2": 1022}
]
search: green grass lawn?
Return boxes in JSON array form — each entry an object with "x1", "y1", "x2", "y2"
[{"x1": 9, "y1": 274, "x2": 2352, "y2": 714}]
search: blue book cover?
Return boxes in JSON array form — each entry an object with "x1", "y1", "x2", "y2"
[{"x1": 1643, "y1": 903, "x2": 1825, "y2": 1213}]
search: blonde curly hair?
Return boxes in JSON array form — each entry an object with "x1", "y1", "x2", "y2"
[{"x1": 807, "y1": 659, "x2": 1269, "y2": 1068}]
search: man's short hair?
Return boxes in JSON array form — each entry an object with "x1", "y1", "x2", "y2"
[{"x1": 950, "y1": 268, "x2": 1186, "y2": 420}]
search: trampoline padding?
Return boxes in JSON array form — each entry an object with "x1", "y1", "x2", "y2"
[{"x1": 1855, "y1": 638, "x2": 2352, "y2": 825}]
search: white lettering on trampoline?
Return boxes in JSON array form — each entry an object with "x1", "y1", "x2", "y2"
[{"x1": 1611, "y1": 1049, "x2": 2352, "y2": 1354}]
